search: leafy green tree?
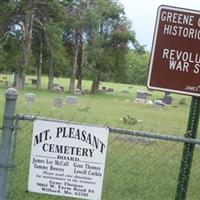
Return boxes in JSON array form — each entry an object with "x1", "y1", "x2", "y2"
[
  {"x1": 0, "y1": 1, "x2": 16, "y2": 38},
  {"x1": 0, "y1": 1, "x2": 21, "y2": 75},
  {"x1": 109, "y1": 16, "x2": 135, "y2": 83},
  {"x1": 0, "y1": 0, "x2": 69, "y2": 89},
  {"x1": 83, "y1": 0, "x2": 119, "y2": 93},
  {"x1": 0, "y1": 0, "x2": 147, "y2": 91},
  {"x1": 44, "y1": 24, "x2": 70, "y2": 90},
  {"x1": 13, "y1": 0, "x2": 35, "y2": 89},
  {"x1": 31, "y1": 1, "x2": 69, "y2": 89},
  {"x1": 83, "y1": 0, "x2": 141, "y2": 93},
  {"x1": 2, "y1": 30, "x2": 21, "y2": 73},
  {"x1": 63, "y1": 0, "x2": 89, "y2": 93},
  {"x1": 0, "y1": 45, "x2": 6, "y2": 72},
  {"x1": 125, "y1": 50, "x2": 150, "y2": 85}
]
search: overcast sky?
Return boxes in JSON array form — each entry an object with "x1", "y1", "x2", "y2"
[{"x1": 120, "y1": 0, "x2": 200, "y2": 51}]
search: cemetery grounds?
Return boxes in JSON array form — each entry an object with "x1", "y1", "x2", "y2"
[{"x1": 0, "y1": 74, "x2": 200, "y2": 200}]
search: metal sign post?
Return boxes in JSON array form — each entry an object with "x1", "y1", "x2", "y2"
[{"x1": 175, "y1": 97, "x2": 200, "y2": 200}]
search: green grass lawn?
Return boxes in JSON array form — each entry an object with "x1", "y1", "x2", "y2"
[
  {"x1": 0, "y1": 74, "x2": 200, "y2": 200},
  {"x1": 0, "y1": 74, "x2": 193, "y2": 136}
]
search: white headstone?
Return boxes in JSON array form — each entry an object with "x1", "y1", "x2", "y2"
[{"x1": 154, "y1": 99, "x2": 166, "y2": 109}]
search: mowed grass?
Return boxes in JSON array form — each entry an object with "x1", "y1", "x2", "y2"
[
  {"x1": 0, "y1": 74, "x2": 200, "y2": 200},
  {"x1": 0, "y1": 74, "x2": 193, "y2": 135}
]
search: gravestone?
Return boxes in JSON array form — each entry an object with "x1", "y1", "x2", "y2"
[
  {"x1": 74, "y1": 88, "x2": 81, "y2": 96},
  {"x1": 135, "y1": 91, "x2": 151, "y2": 102},
  {"x1": 65, "y1": 96, "x2": 78, "y2": 105},
  {"x1": 52, "y1": 83, "x2": 64, "y2": 92},
  {"x1": 25, "y1": 93, "x2": 36, "y2": 103},
  {"x1": 53, "y1": 97, "x2": 63, "y2": 107},
  {"x1": 154, "y1": 99, "x2": 166, "y2": 109},
  {"x1": 31, "y1": 79, "x2": 37, "y2": 85},
  {"x1": 165, "y1": 92, "x2": 171, "y2": 96},
  {"x1": 164, "y1": 93, "x2": 172, "y2": 105},
  {"x1": 51, "y1": 86, "x2": 63, "y2": 93}
]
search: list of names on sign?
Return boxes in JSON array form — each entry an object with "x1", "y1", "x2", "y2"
[{"x1": 28, "y1": 119, "x2": 109, "y2": 200}]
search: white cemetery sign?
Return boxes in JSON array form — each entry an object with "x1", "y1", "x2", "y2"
[{"x1": 28, "y1": 119, "x2": 109, "y2": 200}]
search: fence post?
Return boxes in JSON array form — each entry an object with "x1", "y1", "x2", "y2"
[
  {"x1": 0, "y1": 88, "x2": 18, "y2": 200},
  {"x1": 175, "y1": 96, "x2": 200, "y2": 200}
]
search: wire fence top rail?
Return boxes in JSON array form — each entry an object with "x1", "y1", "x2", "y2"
[{"x1": 15, "y1": 113, "x2": 200, "y2": 145}]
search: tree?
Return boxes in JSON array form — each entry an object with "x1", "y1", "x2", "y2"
[
  {"x1": 2, "y1": 31, "x2": 21, "y2": 74},
  {"x1": 0, "y1": 45, "x2": 6, "y2": 72},
  {"x1": 109, "y1": 16, "x2": 135, "y2": 83},
  {"x1": 0, "y1": 1, "x2": 22, "y2": 83},
  {"x1": 32, "y1": 27, "x2": 45, "y2": 89},
  {"x1": 15, "y1": 1, "x2": 35, "y2": 89},
  {"x1": 63, "y1": 0, "x2": 89, "y2": 93},
  {"x1": 82, "y1": 0, "x2": 116, "y2": 93},
  {"x1": 0, "y1": 0, "x2": 36, "y2": 89},
  {"x1": 0, "y1": 1, "x2": 16, "y2": 38},
  {"x1": 0, "y1": 0, "x2": 147, "y2": 91},
  {"x1": 83, "y1": 0, "x2": 140, "y2": 93},
  {"x1": 0, "y1": 1, "x2": 69, "y2": 89},
  {"x1": 31, "y1": 0, "x2": 68, "y2": 89},
  {"x1": 125, "y1": 50, "x2": 149, "y2": 85},
  {"x1": 44, "y1": 24, "x2": 70, "y2": 90}
]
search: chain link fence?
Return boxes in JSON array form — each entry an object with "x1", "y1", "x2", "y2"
[
  {"x1": 6, "y1": 115, "x2": 200, "y2": 200},
  {"x1": 0, "y1": 88, "x2": 200, "y2": 200}
]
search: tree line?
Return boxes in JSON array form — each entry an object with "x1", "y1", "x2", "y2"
[{"x1": 0, "y1": 0, "x2": 149, "y2": 93}]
